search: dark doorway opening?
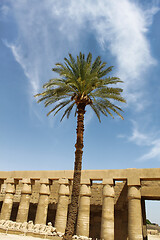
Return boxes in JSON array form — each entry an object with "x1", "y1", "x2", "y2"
[
  {"x1": 10, "y1": 202, "x2": 19, "y2": 221},
  {"x1": 89, "y1": 205, "x2": 102, "y2": 239},
  {"x1": 47, "y1": 203, "x2": 57, "y2": 226},
  {"x1": 27, "y1": 203, "x2": 37, "y2": 223}
]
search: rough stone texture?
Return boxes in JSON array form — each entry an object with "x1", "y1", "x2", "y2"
[
  {"x1": 49, "y1": 181, "x2": 59, "y2": 204},
  {"x1": 55, "y1": 180, "x2": 70, "y2": 233},
  {"x1": 76, "y1": 185, "x2": 91, "y2": 237},
  {"x1": 141, "y1": 180, "x2": 160, "y2": 200},
  {"x1": 35, "y1": 179, "x2": 50, "y2": 225},
  {"x1": 16, "y1": 179, "x2": 32, "y2": 223},
  {"x1": 101, "y1": 185, "x2": 114, "y2": 240},
  {"x1": 0, "y1": 179, "x2": 16, "y2": 221},
  {"x1": 90, "y1": 184, "x2": 102, "y2": 206},
  {"x1": 128, "y1": 186, "x2": 143, "y2": 240},
  {"x1": 0, "y1": 168, "x2": 160, "y2": 239},
  {"x1": 16, "y1": 194, "x2": 30, "y2": 222}
]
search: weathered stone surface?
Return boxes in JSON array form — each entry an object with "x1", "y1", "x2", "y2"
[
  {"x1": 128, "y1": 186, "x2": 143, "y2": 240},
  {"x1": 101, "y1": 184, "x2": 115, "y2": 240},
  {"x1": 0, "y1": 168, "x2": 160, "y2": 240},
  {"x1": 76, "y1": 185, "x2": 91, "y2": 237},
  {"x1": 55, "y1": 179, "x2": 69, "y2": 233}
]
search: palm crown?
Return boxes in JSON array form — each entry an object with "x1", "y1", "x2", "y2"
[{"x1": 35, "y1": 52, "x2": 126, "y2": 121}]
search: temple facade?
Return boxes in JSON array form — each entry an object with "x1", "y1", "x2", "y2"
[{"x1": 0, "y1": 168, "x2": 160, "y2": 240}]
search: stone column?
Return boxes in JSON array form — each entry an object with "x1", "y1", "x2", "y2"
[
  {"x1": 0, "y1": 178, "x2": 16, "y2": 220},
  {"x1": 128, "y1": 186, "x2": 143, "y2": 240},
  {"x1": 76, "y1": 181, "x2": 91, "y2": 237},
  {"x1": 35, "y1": 178, "x2": 50, "y2": 225},
  {"x1": 101, "y1": 180, "x2": 115, "y2": 240},
  {"x1": 16, "y1": 178, "x2": 32, "y2": 222},
  {"x1": 55, "y1": 178, "x2": 70, "y2": 233}
]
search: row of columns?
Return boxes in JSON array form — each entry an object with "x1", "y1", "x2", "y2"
[
  {"x1": 0, "y1": 178, "x2": 51, "y2": 225},
  {"x1": 0, "y1": 178, "x2": 144, "y2": 240}
]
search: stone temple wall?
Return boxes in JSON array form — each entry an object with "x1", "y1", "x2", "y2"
[{"x1": 0, "y1": 168, "x2": 160, "y2": 239}]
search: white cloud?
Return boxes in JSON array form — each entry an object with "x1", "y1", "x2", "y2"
[
  {"x1": 140, "y1": 139, "x2": 160, "y2": 161},
  {"x1": 129, "y1": 128, "x2": 149, "y2": 146},
  {"x1": 129, "y1": 121, "x2": 160, "y2": 161},
  {"x1": 87, "y1": 0, "x2": 158, "y2": 109},
  {"x1": 4, "y1": 41, "x2": 40, "y2": 95},
  {"x1": 3, "y1": 0, "x2": 159, "y2": 116},
  {"x1": 0, "y1": 5, "x2": 9, "y2": 18}
]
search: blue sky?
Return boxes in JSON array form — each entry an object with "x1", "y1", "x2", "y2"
[{"x1": 0, "y1": 0, "x2": 160, "y2": 223}]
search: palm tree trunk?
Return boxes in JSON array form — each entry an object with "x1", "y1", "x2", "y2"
[{"x1": 63, "y1": 103, "x2": 85, "y2": 240}]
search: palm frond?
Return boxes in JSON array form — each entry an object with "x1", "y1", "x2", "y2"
[
  {"x1": 53, "y1": 100, "x2": 73, "y2": 117},
  {"x1": 98, "y1": 66, "x2": 113, "y2": 78},
  {"x1": 46, "y1": 100, "x2": 71, "y2": 116},
  {"x1": 90, "y1": 104, "x2": 101, "y2": 122},
  {"x1": 86, "y1": 52, "x2": 92, "y2": 65},
  {"x1": 60, "y1": 102, "x2": 75, "y2": 121},
  {"x1": 35, "y1": 52, "x2": 126, "y2": 121}
]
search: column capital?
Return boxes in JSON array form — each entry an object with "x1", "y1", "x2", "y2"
[
  {"x1": 128, "y1": 186, "x2": 141, "y2": 200},
  {"x1": 39, "y1": 179, "x2": 50, "y2": 195},
  {"x1": 59, "y1": 178, "x2": 69, "y2": 185},
  {"x1": 5, "y1": 178, "x2": 16, "y2": 194},
  {"x1": 80, "y1": 184, "x2": 91, "y2": 197},
  {"x1": 21, "y1": 178, "x2": 31, "y2": 184},
  {"x1": 40, "y1": 178, "x2": 50, "y2": 185},
  {"x1": 103, "y1": 184, "x2": 114, "y2": 198},
  {"x1": 6, "y1": 178, "x2": 15, "y2": 184},
  {"x1": 21, "y1": 178, "x2": 32, "y2": 194},
  {"x1": 58, "y1": 183, "x2": 70, "y2": 196}
]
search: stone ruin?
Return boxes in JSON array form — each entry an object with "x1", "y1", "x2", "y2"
[
  {"x1": 0, "y1": 219, "x2": 91, "y2": 239},
  {"x1": 0, "y1": 168, "x2": 160, "y2": 239},
  {"x1": 0, "y1": 219, "x2": 56, "y2": 235}
]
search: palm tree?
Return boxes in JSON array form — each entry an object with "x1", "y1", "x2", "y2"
[{"x1": 35, "y1": 52, "x2": 126, "y2": 240}]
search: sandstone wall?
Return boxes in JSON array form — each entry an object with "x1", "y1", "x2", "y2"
[{"x1": 0, "y1": 168, "x2": 160, "y2": 240}]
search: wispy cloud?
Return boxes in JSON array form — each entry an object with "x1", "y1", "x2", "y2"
[
  {"x1": 87, "y1": 0, "x2": 158, "y2": 109},
  {"x1": 0, "y1": 4, "x2": 9, "y2": 19},
  {"x1": 4, "y1": 41, "x2": 40, "y2": 95},
  {"x1": 129, "y1": 121, "x2": 160, "y2": 161},
  {"x1": 140, "y1": 140, "x2": 160, "y2": 161},
  {"x1": 2, "y1": 0, "x2": 159, "y2": 115}
]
